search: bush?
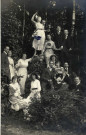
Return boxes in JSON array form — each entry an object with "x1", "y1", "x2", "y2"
[{"x1": 27, "y1": 83, "x2": 85, "y2": 129}]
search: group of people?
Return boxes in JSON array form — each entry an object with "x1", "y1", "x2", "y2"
[{"x1": 1, "y1": 12, "x2": 85, "y2": 114}]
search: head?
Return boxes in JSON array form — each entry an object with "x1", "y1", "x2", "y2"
[
  {"x1": 8, "y1": 50, "x2": 12, "y2": 57},
  {"x1": 49, "y1": 61, "x2": 54, "y2": 68},
  {"x1": 74, "y1": 76, "x2": 81, "y2": 85},
  {"x1": 42, "y1": 20, "x2": 46, "y2": 25},
  {"x1": 55, "y1": 61, "x2": 61, "y2": 68},
  {"x1": 64, "y1": 62, "x2": 69, "y2": 69},
  {"x1": 50, "y1": 55, "x2": 56, "y2": 62},
  {"x1": 31, "y1": 73, "x2": 37, "y2": 81},
  {"x1": 64, "y1": 30, "x2": 69, "y2": 36},
  {"x1": 56, "y1": 74, "x2": 63, "y2": 84},
  {"x1": 57, "y1": 26, "x2": 61, "y2": 32},
  {"x1": 12, "y1": 76, "x2": 17, "y2": 83},
  {"x1": 4, "y1": 46, "x2": 10, "y2": 53},
  {"x1": 22, "y1": 53, "x2": 27, "y2": 60},
  {"x1": 47, "y1": 34, "x2": 51, "y2": 40},
  {"x1": 39, "y1": 54, "x2": 44, "y2": 62},
  {"x1": 37, "y1": 16, "x2": 42, "y2": 22}
]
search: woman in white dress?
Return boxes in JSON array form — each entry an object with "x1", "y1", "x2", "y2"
[
  {"x1": 43, "y1": 35, "x2": 58, "y2": 68},
  {"x1": 27, "y1": 73, "x2": 41, "y2": 103},
  {"x1": 15, "y1": 54, "x2": 32, "y2": 95},
  {"x1": 31, "y1": 12, "x2": 45, "y2": 55},
  {"x1": 8, "y1": 51, "x2": 15, "y2": 80},
  {"x1": 9, "y1": 76, "x2": 29, "y2": 111}
]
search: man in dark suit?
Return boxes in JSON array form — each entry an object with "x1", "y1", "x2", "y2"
[
  {"x1": 61, "y1": 30, "x2": 72, "y2": 64},
  {"x1": 41, "y1": 61, "x2": 56, "y2": 92},
  {"x1": 63, "y1": 62, "x2": 73, "y2": 85},
  {"x1": 1, "y1": 46, "x2": 10, "y2": 83}
]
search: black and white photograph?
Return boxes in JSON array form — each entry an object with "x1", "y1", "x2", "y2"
[{"x1": 1, "y1": 0, "x2": 86, "y2": 134}]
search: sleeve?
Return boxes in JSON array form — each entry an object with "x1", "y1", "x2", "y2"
[
  {"x1": 37, "y1": 80, "x2": 41, "y2": 92},
  {"x1": 53, "y1": 42, "x2": 57, "y2": 50},
  {"x1": 9, "y1": 85, "x2": 15, "y2": 96},
  {"x1": 15, "y1": 59, "x2": 21, "y2": 69},
  {"x1": 26, "y1": 58, "x2": 32, "y2": 62}
]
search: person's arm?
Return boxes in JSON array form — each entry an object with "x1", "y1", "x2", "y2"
[
  {"x1": 26, "y1": 58, "x2": 32, "y2": 62},
  {"x1": 15, "y1": 59, "x2": 21, "y2": 69},
  {"x1": 31, "y1": 12, "x2": 38, "y2": 24},
  {"x1": 43, "y1": 42, "x2": 46, "y2": 54},
  {"x1": 37, "y1": 80, "x2": 41, "y2": 92},
  {"x1": 53, "y1": 42, "x2": 58, "y2": 50}
]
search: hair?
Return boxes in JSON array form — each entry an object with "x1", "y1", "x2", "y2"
[
  {"x1": 4, "y1": 46, "x2": 9, "y2": 51},
  {"x1": 31, "y1": 73, "x2": 38, "y2": 79},
  {"x1": 50, "y1": 55, "x2": 56, "y2": 61},
  {"x1": 22, "y1": 53, "x2": 27, "y2": 58},
  {"x1": 55, "y1": 61, "x2": 61, "y2": 65},
  {"x1": 12, "y1": 76, "x2": 17, "y2": 82},
  {"x1": 56, "y1": 73, "x2": 63, "y2": 79}
]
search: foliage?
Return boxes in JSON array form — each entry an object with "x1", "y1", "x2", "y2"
[{"x1": 27, "y1": 83, "x2": 85, "y2": 129}]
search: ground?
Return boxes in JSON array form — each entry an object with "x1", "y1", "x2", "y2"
[{"x1": 1, "y1": 115, "x2": 84, "y2": 135}]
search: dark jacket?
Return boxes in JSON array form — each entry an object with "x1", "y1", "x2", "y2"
[{"x1": 1, "y1": 51, "x2": 10, "y2": 77}]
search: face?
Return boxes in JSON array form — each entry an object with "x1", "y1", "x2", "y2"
[
  {"x1": 22, "y1": 54, "x2": 27, "y2": 60},
  {"x1": 42, "y1": 20, "x2": 46, "y2": 25},
  {"x1": 5, "y1": 47, "x2": 9, "y2": 53},
  {"x1": 47, "y1": 35, "x2": 51, "y2": 40},
  {"x1": 74, "y1": 77, "x2": 80, "y2": 85},
  {"x1": 37, "y1": 17, "x2": 41, "y2": 22},
  {"x1": 39, "y1": 55, "x2": 44, "y2": 62},
  {"x1": 8, "y1": 51, "x2": 12, "y2": 57},
  {"x1": 56, "y1": 62, "x2": 60, "y2": 68},
  {"x1": 49, "y1": 62, "x2": 54, "y2": 68},
  {"x1": 32, "y1": 75, "x2": 36, "y2": 80},
  {"x1": 51, "y1": 56, "x2": 56, "y2": 61},
  {"x1": 57, "y1": 26, "x2": 61, "y2": 32},
  {"x1": 56, "y1": 77, "x2": 62, "y2": 84},
  {"x1": 64, "y1": 30, "x2": 68, "y2": 36},
  {"x1": 64, "y1": 63, "x2": 69, "y2": 68},
  {"x1": 13, "y1": 78, "x2": 17, "y2": 83}
]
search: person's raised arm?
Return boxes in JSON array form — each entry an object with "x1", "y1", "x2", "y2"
[{"x1": 31, "y1": 12, "x2": 38, "y2": 24}]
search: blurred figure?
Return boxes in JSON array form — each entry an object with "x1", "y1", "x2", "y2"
[
  {"x1": 31, "y1": 12, "x2": 45, "y2": 55},
  {"x1": 41, "y1": 61, "x2": 56, "y2": 92},
  {"x1": 1, "y1": 46, "x2": 10, "y2": 83},
  {"x1": 50, "y1": 54, "x2": 58, "y2": 68},
  {"x1": 63, "y1": 62, "x2": 73, "y2": 85},
  {"x1": 16, "y1": 53, "x2": 32, "y2": 95},
  {"x1": 43, "y1": 34, "x2": 58, "y2": 68},
  {"x1": 9, "y1": 76, "x2": 29, "y2": 111},
  {"x1": 8, "y1": 50, "x2": 15, "y2": 81},
  {"x1": 54, "y1": 74, "x2": 69, "y2": 91},
  {"x1": 27, "y1": 73, "x2": 41, "y2": 102},
  {"x1": 55, "y1": 61, "x2": 64, "y2": 75},
  {"x1": 61, "y1": 30, "x2": 72, "y2": 64}
]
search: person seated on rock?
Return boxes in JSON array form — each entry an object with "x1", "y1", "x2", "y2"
[{"x1": 9, "y1": 76, "x2": 29, "y2": 111}]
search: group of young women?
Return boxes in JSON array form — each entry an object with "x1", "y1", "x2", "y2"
[{"x1": 8, "y1": 12, "x2": 62, "y2": 112}]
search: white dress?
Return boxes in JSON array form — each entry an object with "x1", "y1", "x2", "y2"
[
  {"x1": 9, "y1": 82, "x2": 30, "y2": 111},
  {"x1": 16, "y1": 58, "x2": 31, "y2": 95},
  {"x1": 8, "y1": 57, "x2": 15, "y2": 80},
  {"x1": 32, "y1": 22, "x2": 45, "y2": 51},
  {"x1": 27, "y1": 79, "x2": 41, "y2": 103}
]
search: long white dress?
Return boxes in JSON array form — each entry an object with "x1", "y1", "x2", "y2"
[
  {"x1": 16, "y1": 58, "x2": 31, "y2": 95},
  {"x1": 9, "y1": 82, "x2": 29, "y2": 111},
  {"x1": 8, "y1": 57, "x2": 15, "y2": 80},
  {"x1": 32, "y1": 22, "x2": 45, "y2": 51}
]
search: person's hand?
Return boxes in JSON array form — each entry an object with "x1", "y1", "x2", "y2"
[{"x1": 60, "y1": 46, "x2": 63, "y2": 49}]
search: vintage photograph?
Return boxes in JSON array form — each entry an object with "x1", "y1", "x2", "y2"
[{"x1": 1, "y1": 0, "x2": 86, "y2": 135}]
